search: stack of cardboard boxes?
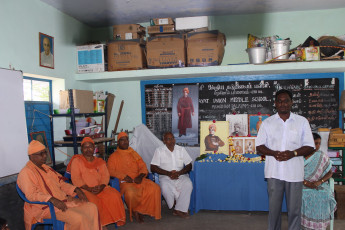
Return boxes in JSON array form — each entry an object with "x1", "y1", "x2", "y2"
[
  {"x1": 146, "y1": 16, "x2": 226, "y2": 69},
  {"x1": 147, "y1": 18, "x2": 185, "y2": 68},
  {"x1": 77, "y1": 16, "x2": 227, "y2": 72},
  {"x1": 107, "y1": 24, "x2": 147, "y2": 71}
]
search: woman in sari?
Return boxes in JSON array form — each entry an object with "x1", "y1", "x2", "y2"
[
  {"x1": 68, "y1": 137, "x2": 126, "y2": 229},
  {"x1": 301, "y1": 133, "x2": 336, "y2": 230}
]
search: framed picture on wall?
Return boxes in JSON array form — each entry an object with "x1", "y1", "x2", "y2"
[
  {"x1": 30, "y1": 131, "x2": 52, "y2": 165},
  {"x1": 248, "y1": 114, "x2": 270, "y2": 136},
  {"x1": 39, "y1": 32, "x2": 54, "y2": 69}
]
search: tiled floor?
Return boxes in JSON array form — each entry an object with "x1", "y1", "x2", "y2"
[
  {"x1": 2, "y1": 182, "x2": 345, "y2": 230},
  {"x1": 106, "y1": 201, "x2": 345, "y2": 230}
]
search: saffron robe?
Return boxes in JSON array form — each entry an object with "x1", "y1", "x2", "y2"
[
  {"x1": 107, "y1": 147, "x2": 161, "y2": 221},
  {"x1": 177, "y1": 96, "x2": 194, "y2": 133},
  {"x1": 17, "y1": 161, "x2": 100, "y2": 230},
  {"x1": 68, "y1": 155, "x2": 126, "y2": 226}
]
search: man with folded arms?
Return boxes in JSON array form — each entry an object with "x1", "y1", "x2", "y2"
[
  {"x1": 107, "y1": 132, "x2": 161, "y2": 223},
  {"x1": 151, "y1": 132, "x2": 193, "y2": 219}
]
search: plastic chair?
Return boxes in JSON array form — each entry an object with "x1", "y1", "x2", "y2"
[
  {"x1": 64, "y1": 171, "x2": 71, "y2": 183},
  {"x1": 330, "y1": 177, "x2": 334, "y2": 230},
  {"x1": 109, "y1": 177, "x2": 121, "y2": 192},
  {"x1": 16, "y1": 183, "x2": 65, "y2": 230},
  {"x1": 109, "y1": 173, "x2": 154, "y2": 193}
]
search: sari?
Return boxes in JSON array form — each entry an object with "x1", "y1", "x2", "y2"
[{"x1": 301, "y1": 150, "x2": 337, "y2": 229}]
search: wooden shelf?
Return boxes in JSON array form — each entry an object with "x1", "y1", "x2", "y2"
[{"x1": 75, "y1": 60, "x2": 345, "y2": 82}]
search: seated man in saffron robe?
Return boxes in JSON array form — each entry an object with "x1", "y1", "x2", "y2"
[
  {"x1": 68, "y1": 137, "x2": 126, "y2": 229},
  {"x1": 107, "y1": 132, "x2": 161, "y2": 223},
  {"x1": 17, "y1": 140, "x2": 101, "y2": 230},
  {"x1": 151, "y1": 132, "x2": 193, "y2": 219}
]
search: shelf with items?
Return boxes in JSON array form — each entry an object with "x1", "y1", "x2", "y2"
[
  {"x1": 328, "y1": 147, "x2": 345, "y2": 183},
  {"x1": 75, "y1": 60, "x2": 345, "y2": 82},
  {"x1": 50, "y1": 89, "x2": 112, "y2": 167}
]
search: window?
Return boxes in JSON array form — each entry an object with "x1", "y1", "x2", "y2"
[{"x1": 23, "y1": 77, "x2": 51, "y2": 102}]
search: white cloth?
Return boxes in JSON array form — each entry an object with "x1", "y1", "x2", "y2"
[
  {"x1": 255, "y1": 113, "x2": 315, "y2": 182},
  {"x1": 151, "y1": 145, "x2": 193, "y2": 212},
  {"x1": 40, "y1": 52, "x2": 53, "y2": 67},
  {"x1": 129, "y1": 124, "x2": 200, "y2": 171}
]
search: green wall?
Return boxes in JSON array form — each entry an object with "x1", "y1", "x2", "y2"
[
  {"x1": 0, "y1": 0, "x2": 91, "y2": 89},
  {"x1": 213, "y1": 8, "x2": 345, "y2": 65}
]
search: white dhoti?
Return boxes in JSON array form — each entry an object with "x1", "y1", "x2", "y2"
[{"x1": 159, "y1": 174, "x2": 193, "y2": 212}]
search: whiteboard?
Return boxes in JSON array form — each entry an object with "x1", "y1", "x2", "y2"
[{"x1": 0, "y1": 68, "x2": 28, "y2": 177}]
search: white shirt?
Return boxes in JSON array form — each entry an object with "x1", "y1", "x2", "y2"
[
  {"x1": 41, "y1": 52, "x2": 53, "y2": 67},
  {"x1": 151, "y1": 144, "x2": 192, "y2": 180},
  {"x1": 255, "y1": 113, "x2": 315, "y2": 182}
]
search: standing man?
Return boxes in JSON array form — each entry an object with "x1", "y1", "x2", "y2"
[
  {"x1": 256, "y1": 89, "x2": 315, "y2": 230},
  {"x1": 151, "y1": 132, "x2": 193, "y2": 219},
  {"x1": 177, "y1": 87, "x2": 194, "y2": 137}
]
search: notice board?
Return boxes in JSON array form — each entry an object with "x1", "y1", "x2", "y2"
[{"x1": 141, "y1": 72, "x2": 343, "y2": 139}]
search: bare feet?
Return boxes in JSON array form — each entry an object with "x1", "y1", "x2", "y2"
[
  {"x1": 173, "y1": 209, "x2": 190, "y2": 219},
  {"x1": 133, "y1": 211, "x2": 144, "y2": 223}
]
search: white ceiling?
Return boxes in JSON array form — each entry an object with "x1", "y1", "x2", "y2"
[{"x1": 41, "y1": 0, "x2": 345, "y2": 28}]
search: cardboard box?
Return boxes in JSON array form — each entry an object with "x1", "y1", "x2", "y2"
[
  {"x1": 302, "y1": 46, "x2": 320, "y2": 61},
  {"x1": 59, "y1": 90, "x2": 94, "y2": 113},
  {"x1": 151, "y1": 17, "x2": 174, "y2": 25},
  {"x1": 113, "y1": 24, "x2": 146, "y2": 40},
  {"x1": 147, "y1": 25, "x2": 175, "y2": 35},
  {"x1": 107, "y1": 39, "x2": 146, "y2": 71},
  {"x1": 77, "y1": 44, "x2": 106, "y2": 73},
  {"x1": 186, "y1": 30, "x2": 226, "y2": 67},
  {"x1": 328, "y1": 133, "x2": 345, "y2": 147},
  {"x1": 176, "y1": 16, "x2": 209, "y2": 30},
  {"x1": 146, "y1": 35, "x2": 186, "y2": 68}
]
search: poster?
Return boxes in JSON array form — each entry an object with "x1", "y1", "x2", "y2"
[
  {"x1": 200, "y1": 121, "x2": 229, "y2": 155},
  {"x1": 172, "y1": 84, "x2": 199, "y2": 146}
]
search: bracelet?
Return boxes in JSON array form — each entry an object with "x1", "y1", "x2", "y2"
[
  {"x1": 294, "y1": 151, "x2": 298, "y2": 156},
  {"x1": 321, "y1": 179, "x2": 325, "y2": 183}
]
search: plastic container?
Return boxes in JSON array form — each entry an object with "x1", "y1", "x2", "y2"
[
  {"x1": 246, "y1": 47, "x2": 266, "y2": 64},
  {"x1": 271, "y1": 40, "x2": 291, "y2": 59}
]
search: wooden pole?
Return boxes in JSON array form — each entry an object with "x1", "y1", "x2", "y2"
[{"x1": 112, "y1": 100, "x2": 124, "y2": 144}]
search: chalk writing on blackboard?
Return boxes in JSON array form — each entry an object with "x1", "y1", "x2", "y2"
[{"x1": 199, "y1": 78, "x2": 339, "y2": 131}]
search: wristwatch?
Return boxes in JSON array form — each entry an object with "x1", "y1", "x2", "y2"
[{"x1": 293, "y1": 151, "x2": 298, "y2": 156}]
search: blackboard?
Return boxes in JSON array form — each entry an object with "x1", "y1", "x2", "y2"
[
  {"x1": 141, "y1": 73, "x2": 344, "y2": 136},
  {"x1": 199, "y1": 78, "x2": 339, "y2": 131}
]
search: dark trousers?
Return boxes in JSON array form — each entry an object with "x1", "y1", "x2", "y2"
[{"x1": 267, "y1": 178, "x2": 303, "y2": 230}]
